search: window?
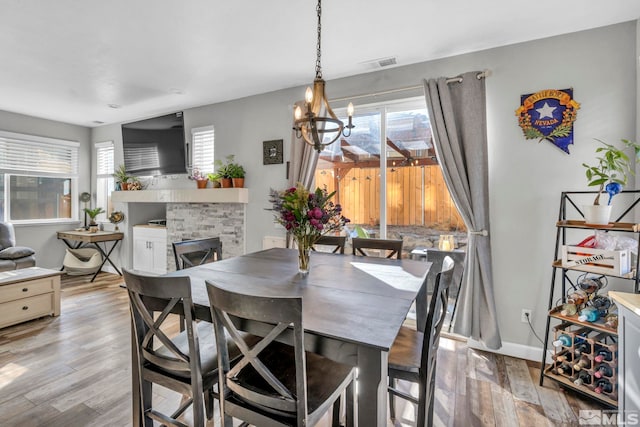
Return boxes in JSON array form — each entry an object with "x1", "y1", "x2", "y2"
[
  {"x1": 191, "y1": 126, "x2": 214, "y2": 174},
  {"x1": 315, "y1": 97, "x2": 465, "y2": 250},
  {"x1": 0, "y1": 130, "x2": 78, "y2": 223},
  {"x1": 95, "y1": 141, "x2": 114, "y2": 222}
]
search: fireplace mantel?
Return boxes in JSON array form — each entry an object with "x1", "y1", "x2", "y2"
[{"x1": 111, "y1": 188, "x2": 248, "y2": 204}]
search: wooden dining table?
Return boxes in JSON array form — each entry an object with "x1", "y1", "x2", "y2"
[{"x1": 130, "y1": 247, "x2": 431, "y2": 426}]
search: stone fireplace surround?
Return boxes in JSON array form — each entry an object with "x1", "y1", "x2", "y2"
[{"x1": 112, "y1": 188, "x2": 248, "y2": 272}]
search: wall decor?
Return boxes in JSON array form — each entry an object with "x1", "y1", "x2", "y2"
[
  {"x1": 516, "y1": 88, "x2": 580, "y2": 154},
  {"x1": 263, "y1": 139, "x2": 283, "y2": 165}
]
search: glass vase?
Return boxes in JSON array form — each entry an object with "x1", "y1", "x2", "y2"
[{"x1": 298, "y1": 243, "x2": 310, "y2": 275}]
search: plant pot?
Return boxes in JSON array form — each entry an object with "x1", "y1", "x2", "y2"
[
  {"x1": 212, "y1": 180, "x2": 221, "y2": 188},
  {"x1": 220, "y1": 178, "x2": 232, "y2": 188},
  {"x1": 232, "y1": 177, "x2": 245, "y2": 188},
  {"x1": 120, "y1": 182, "x2": 129, "y2": 191},
  {"x1": 196, "y1": 179, "x2": 208, "y2": 189},
  {"x1": 583, "y1": 204, "x2": 612, "y2": 225}
]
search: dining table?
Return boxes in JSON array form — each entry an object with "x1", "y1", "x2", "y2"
[{"x1": 130, "y1": 247, "x2": 431, "y2": 427}]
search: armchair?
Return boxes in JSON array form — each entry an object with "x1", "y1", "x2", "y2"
[{"x1": 0, "y1": 222, "x2": 35, "y2": 271}]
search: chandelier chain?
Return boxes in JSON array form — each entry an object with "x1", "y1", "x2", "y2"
[{"x1": 315, "y1": 0, "x2": 322, "y2": 79}]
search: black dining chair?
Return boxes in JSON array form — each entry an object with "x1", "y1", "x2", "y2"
[
  {"x1": 124, "y1": 269, "x2": 218, "y2": 427},
  {"x1": 387, "y1": 256, "x2": 455, "y2": 427},
  {"x1": 206, "y1": 280, "x2": 356, "y2": 427},
  {"x1": 352, "y1": 237, "x2": 403, "y2": 259},
  {"x1": 312, "y1": 235, "x2": 347, "y2": 254},
  {"x1": 172, "y1": 237, "x2": 222, "y2": 270}
]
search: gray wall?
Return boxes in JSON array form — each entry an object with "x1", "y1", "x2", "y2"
[{"x1": 0, "y1": 110, "x2": 91, "y2": 269}]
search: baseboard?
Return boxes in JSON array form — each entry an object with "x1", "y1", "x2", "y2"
[
  {"x1": 467, "y1": 338, "x2": 554, "y2": 364},
  {"x1": 101, "y1": 265, "x2": 117, "y2": 275}
]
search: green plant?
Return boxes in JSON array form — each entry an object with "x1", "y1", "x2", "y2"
[
  {"x1": 583, "y1": 139, "x2": 640, "y2": 205},
  {"x1": 83, "y1": 207, "x2": 105, "y2": 224},
  {"x1": 112, "y1": 164, "x2": 129, "y2": 184},
  {"x1": 214, "y1": 155, "x2": 245, "y2": 179},
  {"x1": 206, "y1": 172, "x2": 222, "y2": 182}
]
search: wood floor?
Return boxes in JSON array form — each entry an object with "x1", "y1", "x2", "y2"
[{"x1": 0, "y1": 272, "x2": 605, "y2": 427}]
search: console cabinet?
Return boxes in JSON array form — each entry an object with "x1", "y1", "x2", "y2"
[{"x1": 132, "y1": 226, "x2": 167, "y2": 275}]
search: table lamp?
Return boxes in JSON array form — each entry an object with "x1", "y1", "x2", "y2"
[{"x1": 438, "y1": 235, "x2": 455, "y2": 251}]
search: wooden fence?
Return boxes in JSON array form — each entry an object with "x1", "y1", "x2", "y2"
[{"x1": 315, "y1": 165, "x2": 465, "y2": 231}]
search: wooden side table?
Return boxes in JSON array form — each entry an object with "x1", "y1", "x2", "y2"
[
  {"x1": 57, "y1": 230, "x2": 124, "y2": 281},
  {"x1": 0, "y1": 267, "x2": 62, "y2": 328}
]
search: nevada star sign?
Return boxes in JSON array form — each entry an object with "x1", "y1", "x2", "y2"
[{"x1": 516, "y1": 88, "x2": 580, "y2": 154}]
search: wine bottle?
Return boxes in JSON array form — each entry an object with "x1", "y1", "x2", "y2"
[
  {"x1": 560, "y1": 303, "x2": 577, "y2": 316},
  {"x1": 554, "y1": 352, "x2": 574, "y2": 363},
  {"x1": 573, "y1": 370, "x2": 592, "y2": 386},
  {"x1": 573, "y1": 356, "x2": 590, "y2": 371},
  {"x1": 604, "y1": 313, "x2": 618, "y2": 329},
  {"x1": 557, "y1": 362, "x2": 573, "y2": 376},
  {"x1": 594, "y1": 345, "x2": 617, "y2": 363},
  {"x1": 552, "y1": 333, "x2": 584, "y2": 347},
  {"x1": 568, "y1": 289, "x2": 588, "y2": 305},
  {"x1": 594, "y1": 378, "x2": 614, "y2": 394},
  {"x1": 573, "y1": 342, "x2": 592, "y2": 356},
  {"x1": 578, "y1": 307, "x2": 600, "y2": 322},
  {"x1": 593, "y1": 364, "x2": 614, "y2": 379}
]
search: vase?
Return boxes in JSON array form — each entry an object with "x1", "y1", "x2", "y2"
[
  {"x1": 583, "y1": 204, "x2": 612, "y2": 225},
  {"x1": 297, "y1": 243, "x2": 310, "y2": 275},
  {"x1": 120, "y1": 182, "x2": 129, "y2": 191}
]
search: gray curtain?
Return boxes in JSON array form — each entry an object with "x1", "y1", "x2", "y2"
[
  {"x1": 423, "y1": 71, "x2": 501, "y2": 349},
  {"x1": 289, "y1": 101, "x2": 319, "y2": 189}
]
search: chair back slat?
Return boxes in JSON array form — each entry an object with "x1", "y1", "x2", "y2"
[
  {"x1": 421, "y1": 256, "x2": 454, "y2": 399},
  {"x1": 206, "y1": 281, "x2": 307, "y2": 418},
  {"x1": 312, "y1": 235, "x2": 346, "y2": 254},
  {"x1": 352, "y1": 237, "x2": 403, "y2": 259},
  {"x1": 173, "y1": 237, "x2": 222, "y2": 270},
  {"x1": 124, "y1": 270, "x2": 200, "y2": 375}
]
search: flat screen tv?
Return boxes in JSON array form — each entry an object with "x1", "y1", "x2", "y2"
[{"x1": 122, "y1": 112, "x2": 187, "y2": 176}]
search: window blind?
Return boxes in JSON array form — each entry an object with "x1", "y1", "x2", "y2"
[
  {"x1": 191, "y1": 126, "x2": 214, "y2": 173},
  {"x1": 0, "y1": 131, "x2": 79, "y2": 175},
  {"x1": 96, "y1": 141, "x2": 114, "y2": 177}
]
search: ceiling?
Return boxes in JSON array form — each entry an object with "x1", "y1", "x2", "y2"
[{"x1": 2, "y1": 1, "x2": 640, "y2": 128}]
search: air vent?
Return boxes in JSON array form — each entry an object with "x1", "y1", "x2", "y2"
[
  {"x1": 377, "y1": 57, "x2": 397, "y2": 67},
  {"x1": 360, "y1": 56, "x2": 398, "y2": 70},
  {"x1": 93, "y1": 120, "x2": 105, "y2": 125}
]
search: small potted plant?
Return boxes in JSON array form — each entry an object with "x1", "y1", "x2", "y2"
[
  {"x1": 188, "y1": 168, "x2": 209, "y2": 189},
  {"x1": 582, "y1": 138, "x2": 640, "y2": 224},
  {"x1": 227, "y1": 160, "x2": 246, "y2": 188},
  {"x1": 113, "y1": 164, "x2": 130, "y2": 190},
  {"x1": 214, "y1": 155, "x2": 235, "y2": 188},
  {"x1": 83, "y1": 207, "x2": 105, "y2": 232},
  {"x1": 207, "y1": 172, "x2": 222, "y2": 188}
]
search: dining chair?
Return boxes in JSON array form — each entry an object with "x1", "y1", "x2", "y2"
[
  {"x1": 352, "y1": 237, "x2": 404, "y2": 259},
  {"x1": 312, "y1": 235, "x2": 347, "y2": 254},
  {"x1": 206, "y1": 280, "x2": 356, "y2": 427},
  {"x1": 172, "y1": 237, "x2": 222, "y2": 270},
  {"x1": 124, "y1": 268, "x2": 218, "y2": 427},
  {"x1": 387, "y1": 256, "x2": 455, "y2": 427}
]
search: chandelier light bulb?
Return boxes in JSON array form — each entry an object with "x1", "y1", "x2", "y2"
[
  {"x1": 305, "y1": 87, "x2": 314, "y2": 104},
  {"x1": 347, "y1": 102, "x2": 354, "y2": 117},
  {"x1": 294, "y1": 106, "x2": 302, "y2": 120}
]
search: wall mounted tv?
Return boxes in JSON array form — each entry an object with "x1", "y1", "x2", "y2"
[{"x1": 122, "y1": 112, "x2": 187, "y2": 176}]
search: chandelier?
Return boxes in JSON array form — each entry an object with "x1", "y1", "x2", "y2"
[{"x1": 293, "y1": 0, "x2": 354, "y2": 153}]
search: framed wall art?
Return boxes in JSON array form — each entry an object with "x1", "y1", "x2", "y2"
[{"x1": 263, "y1": 139, "x2": 283, "y2": 165}]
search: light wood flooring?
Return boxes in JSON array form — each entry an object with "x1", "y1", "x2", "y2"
[{"x1": 0, "y1": 272, "x2": 606, "y2": 427}]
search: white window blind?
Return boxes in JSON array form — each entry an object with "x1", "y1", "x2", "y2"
[
  {"x1": 0, "y1": 130, "x2": 79, "y2": 175},
  {"x1": 191, "y1": 126, "x2": 214, "y2": 174},
  {"x1": 96, "y1": 141, "x2": 114, "y2": 177}
]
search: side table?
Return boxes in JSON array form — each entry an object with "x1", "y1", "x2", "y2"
[{"x1": 57, "y1": 230, "x2": 124, "y2": 282}]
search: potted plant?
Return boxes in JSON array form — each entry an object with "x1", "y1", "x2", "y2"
[
  {"x1": 188, "y1": 168, "x2": 209, "y2": 189},
  {"x1": 83, "y1": 207, "x2": 105, "y2": 232},
  {"x1": 227, "y1": 161, "x2": 246, "y2": 188},
  {"x1": 582, "y1": 138, "x2": 640, "y2": 224},
  {"x1": 113, "y1": 164, "x2": 130, "y2": 190},
  {"x1": 214, "y1": 155, "x2": 235, "y2": 188},
  {"x1": 207, "y1": 172, "x2": 222, "y2": 188}
]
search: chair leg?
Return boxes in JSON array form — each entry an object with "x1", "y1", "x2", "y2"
[
  {"x1": 141, "y1": 380, "x2": 153, "y2": 427},
  {"x1": 332, "y1": 396, "x2": 341, "y2": 427},
  {"x1": 388, "y1": 375, "x2": 396, "y2": 421},
  {"x1": 346, "y1": 378, "x2": 355, "y2": 427},
  {"x1": 417, "y1": 387, "x2": 427, "y2": 427},
  {"x1": 204, "y1": 388, "x2": 214, "y2": 420}
]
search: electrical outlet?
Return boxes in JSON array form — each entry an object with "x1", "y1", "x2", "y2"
[{"x1": 521, "y1": 309, "x2": 532, "y2": 323}]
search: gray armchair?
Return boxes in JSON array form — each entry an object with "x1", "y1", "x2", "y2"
[{"x1": 0, "y1": 222, "x2": 35, "y2": 271}]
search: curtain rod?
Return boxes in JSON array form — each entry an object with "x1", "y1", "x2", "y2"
[{"x1": 330, "y1": 69, "x2": 490, "y2": 103}]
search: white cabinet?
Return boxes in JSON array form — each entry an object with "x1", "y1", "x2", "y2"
[
  {"x1": 132, "y1": 226, "x2": 167, "y2": 275},
  {"x1": 609, "y1": 292, "x2": 640, "y2": 424}
]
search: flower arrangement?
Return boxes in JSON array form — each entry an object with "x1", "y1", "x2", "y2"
[
  {"x1": 188, "y1": 168, "x2": 208, "y2": 181},
  {"x1": 269, "y1": 183, "x2": 350, "y2": 273}
]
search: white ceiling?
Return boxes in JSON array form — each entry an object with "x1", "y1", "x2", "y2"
[{"x1": 2, "y1": 0, "x2": 640, "y2": 128}]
